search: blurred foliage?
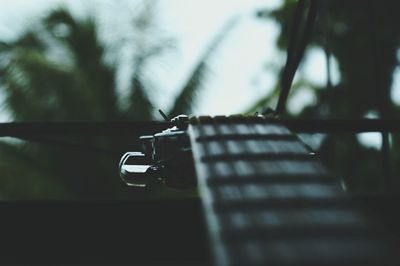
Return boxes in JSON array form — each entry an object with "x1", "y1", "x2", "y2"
[
  {"x1": 0, "y1": 4, "x2": 230, "y2": 199},
  {"x1": 256, "y1": 0, "x2": 400, "y2": 193},
  {"x1": 4, "y1": 0, "x2": 400, "y2": 198}
]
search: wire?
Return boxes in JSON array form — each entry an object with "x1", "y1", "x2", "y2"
[
  {"x1": 276, "y1": 0, "x2": 319, "y2": 115},
  {"x1": 9, "y1": 135, "x2": 119, "y2": 157},
  {"x1": 0, "y1": 121, "x2": 170, "y2": 137},
  {"x1": 368, "y1": 3, "x2": 392, "y2": 191},
  {"x1": 0, "y1": 121, "x2": 171, "y2": 157},
  {"x1": 320, "y1": 0, "x2": 333, "y2": 90},
  {"x1": 1, "y1": 119, "x2": 400, "y2": 138}
]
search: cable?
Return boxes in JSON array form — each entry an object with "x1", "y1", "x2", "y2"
[
  {"x1": 275, "y1": 0, "x2": 319, "y2": 115},
  {"x1": 0, "y1": 121, "x2": 171, "y2": 157},
  {"x1": 8, "y1": 135, "x2": 119, "y2": 157},
  {"x1": 0, "y1": 121, "x2": 170, "y2": 137},
  {"x1": 2, "y1": 119, "x2": 400, "y2": 137}
]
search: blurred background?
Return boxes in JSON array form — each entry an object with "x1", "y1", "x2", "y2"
[{"x1": 0, "y1": 0, "x2": 400, "y2": 200}]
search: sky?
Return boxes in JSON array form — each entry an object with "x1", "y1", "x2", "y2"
[
  {"x1": 0, "y1": 0, "x2": 337, "y2": 117},
  {"x1": 0, "y1": 0, "x2": 388, "y2": 149}
]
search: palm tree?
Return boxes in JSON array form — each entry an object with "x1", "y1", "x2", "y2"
[
  {"x1": 252, "y1": 0, "x2": 400, "y2": 193},
  {"x1": 0, "y1": 6, "x2": 234, "y2": 199}
]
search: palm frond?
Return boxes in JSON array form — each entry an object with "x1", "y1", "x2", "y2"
[
  {"x1": 168, "y1": 17, "x2": 239, "y2": 117},
  {"x1": 2, "y1": 49, "x2": 97, "y2": 121},
  {"x1": 44, "y1": 9, "x2": 118, "y2": 120},
  {"x1": 244, "y1": 83, "x2": 281, "y2": 115},
  {"x1": 127, "y1": 64, "x2": 154, "y2": 120},
  {"x1": 245, "y1": 78, "x2": 312, "y2": 115}
]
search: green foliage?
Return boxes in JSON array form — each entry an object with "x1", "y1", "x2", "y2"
[
  {"x1": 126, "y1": 61, "x2": 154, "y2": 120},
  {"x1": 0, "y1": 141, "x2": 72, "y2": 199},
  {"x1": 3, "y1": 50, "x2": 96, "y2": 121},
  {"x1": 168, "y1": 17, "x2": 239, "y2": 117},
  {"x1": 254, "y1": 0, "x2": 400, "y2": 193},
  {"x1": 0, "y1": 6, "x2": 227, "y2": 199},
  {"x1": 168, "y1": 60, "x2": 207, "y2": 118}
]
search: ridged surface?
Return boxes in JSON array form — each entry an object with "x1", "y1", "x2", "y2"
[{"x1": 189, "y1": 116, "x2": 398, "y2": 266}]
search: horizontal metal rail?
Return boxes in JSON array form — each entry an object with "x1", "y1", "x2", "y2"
[
  {"x1": 0, "y1": 121, "x2": 170, "y2": 137},
  {"x1": 0, "y1": 119, "x2": 399, "y2": 137},
  {"x1": 282, "y1": 118, "x2": 400, "y2": 133}
]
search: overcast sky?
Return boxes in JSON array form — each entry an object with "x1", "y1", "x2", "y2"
[
  {"x1": 1, "y1": 1, "x2": 387, "y2": 149},
  {"x1": 0, "y1": 0, "x2": 341, "y2": 117}
]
